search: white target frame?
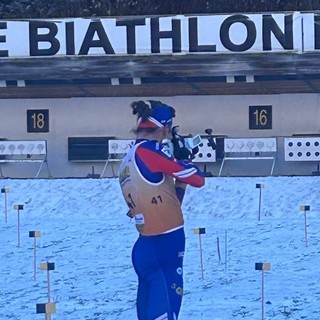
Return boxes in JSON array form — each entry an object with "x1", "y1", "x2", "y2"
[
  {"x1": 219, "y1": 137, "x2": 277, "y2": 176},
  {"x1": 101, "y1": 139, "x2": 134, "y2": 177},
  {"x1": 0, "y1": 140, "x2": 49, "y2": 178},
  {"x1": 284, "y1": 137, "x2": 320, "y2": 161},
  {"x1": 192, "y1": 137, "x2": 216, "y2": 163}
]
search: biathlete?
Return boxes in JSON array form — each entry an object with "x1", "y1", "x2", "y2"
[{"x1": 119, "y1": 100, "x2": 205, "y2": 320}]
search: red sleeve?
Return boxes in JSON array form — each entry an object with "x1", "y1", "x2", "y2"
[{"x1": 136, "y1": 144, "x2": 205, "y2": 188}]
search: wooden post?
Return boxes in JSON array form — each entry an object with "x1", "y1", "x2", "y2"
[
  {"x1": 199, "y1": 233, "x2": 203, "y2": 279},
  {"x1": 29, "y1": 231, "x2": 41, "y2": 280},
  {"x1": 40, "y1": 262, "x2": 55, "y2": 320},
  {"x1": 255, "y1": 262, "x2": 271, "y2": 320},
  {"x1": 13, "y1": 204, "x2": 24, "y2": 246},
  {"x1": 299, "y1": 205, "x2": 310, "y2": 247},
  {"x1": 1, "y1": 187, "x2": 10, "y2": 223}
]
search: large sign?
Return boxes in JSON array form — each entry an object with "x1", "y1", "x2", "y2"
[{"x1": 0, "y1": 12, "x2": 319, "y2": 58}]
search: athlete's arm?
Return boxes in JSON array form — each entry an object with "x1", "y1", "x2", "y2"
[{"x1": 136, "y1": 142, "x2": 205, "y2": 188}]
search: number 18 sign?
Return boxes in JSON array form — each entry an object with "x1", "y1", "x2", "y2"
[{"x1": 27, "y1": 109, "x2": 49, "y2": 133}]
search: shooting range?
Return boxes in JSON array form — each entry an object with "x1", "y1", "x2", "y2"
[
  {"x1": 1, "y1": 6, "x2": 320, "y2": 320},
  {"x1": 1, "y1": 13, "x2": 320, "y2": 178}
]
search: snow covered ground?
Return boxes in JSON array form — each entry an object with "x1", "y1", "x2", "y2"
[{"x1": 1, "y1": 176, "x2": 319, "y2": 320}]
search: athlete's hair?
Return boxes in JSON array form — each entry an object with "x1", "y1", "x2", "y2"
[
  {"x1": 131, "y1": 100, "x2": 175, "y2": 133},
  {"x1": 131, "y1": 100, "x2": 152, "y2": 122}
]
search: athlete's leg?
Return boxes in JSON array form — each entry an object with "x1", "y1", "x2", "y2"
[
  {"x1": 132, "y1": 229, "x2": 185, "y2": 320},
  {"x1": 156, "y1": 229, "x2": 185, "y2": 318},
  {"x1": 133, "y1": 237, "x2": 173, "y2": 320},
  {"x1": 132, "y1": 237, "x2": 150, "y2": 320},
  {"x1": 145, "y1": 270, "x2": 173, "y2": 319},
  {"x1": 136, "y1": 279, "x2": 149, "y2": 319}
]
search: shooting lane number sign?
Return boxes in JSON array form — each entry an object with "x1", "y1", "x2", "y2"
[
  {"x1": 249, "y1": 105, "x2": 272, "y2": 130},
  {"x1": 27, "y1": 109, "x2": 49, "y2": 133}
]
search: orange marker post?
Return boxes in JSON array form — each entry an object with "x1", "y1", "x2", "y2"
[{"x1": 193, "y1": 228, "x2": 206, "y2": 280}]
